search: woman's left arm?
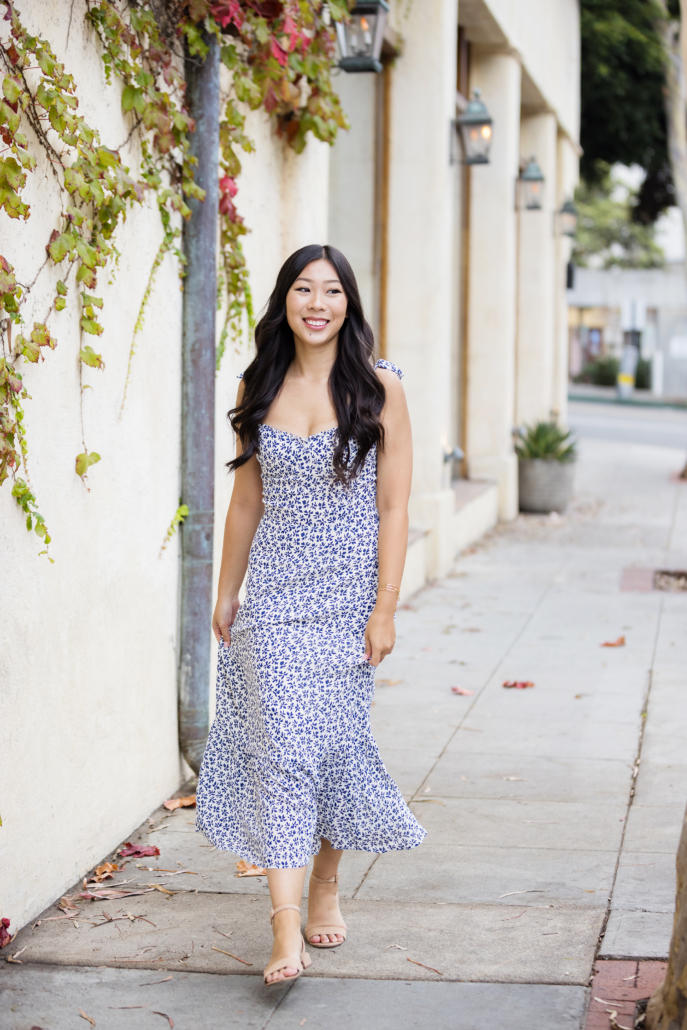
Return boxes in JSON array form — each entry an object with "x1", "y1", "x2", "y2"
[{"x1": 364, "y1": 368, "x2": 413, "y2": 667}]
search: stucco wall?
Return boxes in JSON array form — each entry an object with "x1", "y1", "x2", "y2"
[{"x1": 0, "y1": 1, "x2": 330, "y2": 933}]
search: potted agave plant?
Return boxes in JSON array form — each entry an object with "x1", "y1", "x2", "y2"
[{"x1": 515, "y1": 421, "x2": 577, "y2": 513}]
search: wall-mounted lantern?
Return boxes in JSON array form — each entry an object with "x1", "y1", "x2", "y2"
[
  {"x1": 558, "y1": 198, "x2": 578, "y2": 237},
  {"x1": 336, "y1": 0, "x2": 389, "y2": 73},
  {"x1": 456, "y1": 88, "x2": 493, "y2": 164},
  {"x1": 518, "y1": 156, "x2": 545, "y2": 210}
]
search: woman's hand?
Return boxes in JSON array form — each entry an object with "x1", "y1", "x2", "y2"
[
  {"x1": 364, "y1": 606, "x2": 396, "y2": 667},
  {"x1": 213, "y1": 595, "x2": 240, "y2": 647}
]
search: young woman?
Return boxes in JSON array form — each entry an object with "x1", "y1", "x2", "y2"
[{"x1": 196, "y1": 244, "x2": 425, "y2": 986}]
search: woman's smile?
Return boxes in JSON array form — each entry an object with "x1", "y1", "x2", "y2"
[{"x1": 303, "y1": 317, "x2": 329, "y2": 330}]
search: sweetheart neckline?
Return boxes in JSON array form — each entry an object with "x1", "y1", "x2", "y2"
[{"x1": 259, "y1": 423, "x2": 338, "y2": 442}]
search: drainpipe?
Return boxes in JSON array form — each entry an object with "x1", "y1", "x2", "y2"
[{"x1": 179, "y1": 34, "x2": 220, "y2": 774}]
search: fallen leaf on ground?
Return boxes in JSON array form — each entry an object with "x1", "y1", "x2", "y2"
[
  {"x1": 607, "y1": 1009, "x2": 632, "y2": 1030},
  {"x1": 501, "y1": 909, "x2": 527, "y2": 921},
  {"x1": 6, "y1": 945, "x2": 27, "y2": 963},
  {"x1": 146, "y1": 884, "x2": 175, "y2": 896},
  {"x1": 118, "y1": 842, "x2": 160, "y2": 858},
  {"x1": 451, "y1": 686, "x2": 474, "y2": 695},
  {"x1": 152, "y1": 1012, "x2": 174, "y2": 1028},
  {"x1": 211, "y1": 945, "x2": 252, "y2": 965},
  {"x1": 601, "y1": 636, "x2": 625, "y2": 648},
  {"x1": 235, "y1": 861, "x2": 266, "y2": 877},
  {"x1": 407, "y1": 957, "x2": 443, "y2": 975},
  {"x1": 140, "y1": 976, "x2": 173, "y2": 986},
  {"x1": 376, "y1": 678, "x2": 403, "y2": 686},
  {"x1": 79, "y1": 889, "x2": 155, "y2": 901},
  {"x1": 213, "y1": 927, "x2": 233, "y2": 939},
  {"x1": 79, "y1": 1010, "x2": 96, "y2": 1027},
  {"x1": 502, "y1": 681, "x2": 534, "y2": 689},
  {"x1": 0, "y1": 918, "x2": 11, "y2": 948},
  {"x1": 300, "y1": 1021, "x2": 307, "y2": 1027},
  {"x1": 163, "y1": 795, "x2": 196, "y2": 812},
  {"x1": 386, "y1": 943, "x2": 408, "y2": 950},
  {"x1": 58, "y1": 897, "x2": 81, "y2": 915},
  {"x1": 498, "y1": 890, "x2": 549, "y2": 899},
  {"x1": 89, "y1": 863, "x2": 120, "y2": 884}
]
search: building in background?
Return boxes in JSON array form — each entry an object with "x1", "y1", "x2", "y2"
[
  {"x1": 0, "y1": 0, "x2": 580, "y2": 933},
  {"x1": 568, "y1": 205, "x2": 687, "y2": 399},
  {"x1": 329, "y1": 0, "x2": 580, "y2": 589}
]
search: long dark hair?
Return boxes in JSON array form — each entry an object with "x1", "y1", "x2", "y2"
[{"x1": 227, "y1": 244, "x2": 385, "y2": 482}]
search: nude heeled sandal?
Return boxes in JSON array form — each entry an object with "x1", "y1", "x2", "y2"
[
  {"x1": 263, "y1": 904, "x2": 312, "y2": 987},
  {"x1": 304, "y1": 872, "x2": 348, "y2": 949}
]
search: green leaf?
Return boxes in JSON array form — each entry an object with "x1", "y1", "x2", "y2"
[
  {"x1": 76, "y1": 264, "x2": 97, "y2": 288},
  {"x1": 56, "y1": 280, "x2": 68, "y2": 296},
  {"x1": 2, "y1": 76, "x2": 21, "y2": 105},
  {"x1": 54, "y1": 296, "x2": 66, "y2": 311},
  {"x1": 80, "y1": 292, "x2": 103, "y2": 309},
  {"x1": 31, "y1": 323, "x2": 56, "y2": 349},
  {"x1": 80, "y1": 317, "x2": 104, "y2": 338},
  {"x1": 48, "y1": 232, "x2": 74, "y2": 263},
  {"x1": 75, "y1": 450, "x2": 101, "y2": 478},
  {"x1": 75, "y1": 238, "x2": 97, "y2": 268},
  {"x1": 18, "y1": 333, "x2": 40, "y2": 363}
]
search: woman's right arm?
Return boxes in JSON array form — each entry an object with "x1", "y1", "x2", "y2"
[{"x1": 213, "y1": 389, "x2": 265, "y2": 646}]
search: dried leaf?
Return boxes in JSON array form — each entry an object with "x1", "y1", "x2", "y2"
[
  {"x1": 211, "y1": 945, "x2": 252, "y2": 965},
  {"x1": 407, "y1": 957, "x2": 443, "y2": 975},
  {"x1": 498, "y1": 889, "x2": 549, "y2": 898},
  {"x1": 140, "y1": 976, "x2": 173, "y2": 986},
  {"x1": 601, "y1": 636, "x2": 625, "y2": 648},
  {"x1": 502, "y1": 681, "x2": 535, "y2": 689},
  {"x1": 235, "y1": 860, "x2": 266, "y2": 877},
  {"x1": 89, "y1": 862, "x2": 119, "y2": 883},
  {"x1": 118, "y1": 842, "x2": 160, "y2": 858},
  {"x1": 0, "y1": 918, "x2": 10, "y2": 948},
  {"x1": 79, "y1": 1010, "x2": 96, "y2": 1027},
  {"x1": 152, "y1": 1012, "x2": 174, "y2": 1029},
  {"x1": 451, "y1": 686, "x2": 474, "y2": 695},
  {"x1": 162, "y1": 795, "x2": 196, "y2": 811},
  {"x1": 386, "y1": 943, "x2": 408, "y2": 951}
]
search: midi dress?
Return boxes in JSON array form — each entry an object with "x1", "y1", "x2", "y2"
[{"x1": 196, "y1": 359, "x2": 426, "y2": 868}]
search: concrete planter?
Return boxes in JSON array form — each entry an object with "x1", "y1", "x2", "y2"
[{"x1": 518, "y1": 458, "x2": 575, "y2": 513}]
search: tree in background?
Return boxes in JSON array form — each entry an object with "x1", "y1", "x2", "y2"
[
  {"x1": 574, "y1": 166, "x2": 665, "y2": 269},
  {"x1": 580, "y1": 0, "x2": 676, "y2": 222}
]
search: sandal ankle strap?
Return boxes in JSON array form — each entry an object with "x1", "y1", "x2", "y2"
[
  {"x1": 310, "y1": 872, "x2": 340, "y2": 885},
  {"x1": 270, "y1": 903, "x2": 302, "y2": 922}
]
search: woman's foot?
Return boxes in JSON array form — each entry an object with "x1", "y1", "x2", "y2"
[
  {"x1": 306, "y1": 872, "x2": 347, "y2": 947},
  {"x1": 265, "y1": 907, "x2": 306, "y2": 985}
]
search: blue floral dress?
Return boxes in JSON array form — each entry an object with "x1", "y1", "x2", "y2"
[{"x1": 196, "y1": 360, "x2": 426, "y2": 868}]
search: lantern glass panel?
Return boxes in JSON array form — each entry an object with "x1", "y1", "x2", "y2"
[
  {"x1": 459, "y1": 121, "x2": 492, "y2": 164},
  {"x1": 521, "y1": 179, "x2": 544, "y2": 210},
  {"x1": 559, "y1": 200, "x2": 578, "y2": 237},
  {"x1": 336, "y1": 2, "x2": 388, "y2": 72}
]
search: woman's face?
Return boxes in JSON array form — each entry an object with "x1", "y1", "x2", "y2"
[{"x1": 285, "y1": 258, "x2": 348, "y2": 350}]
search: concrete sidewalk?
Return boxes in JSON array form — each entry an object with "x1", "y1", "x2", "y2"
[{"x1": 3, "y1": 435, "x2": 686, "y2": 1029}]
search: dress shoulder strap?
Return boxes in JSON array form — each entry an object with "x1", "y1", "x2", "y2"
[{"x1": 374, "y1": 358, "x2": 404, "y2": 380}]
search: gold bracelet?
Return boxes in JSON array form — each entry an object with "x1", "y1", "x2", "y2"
[{"x1": 378, "y1": 583, "x2": 400, "y2": 596}]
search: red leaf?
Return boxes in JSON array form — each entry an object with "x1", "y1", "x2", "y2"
[
  {"x1": 219, "y1": 193, "x2": 237, "y2": 219},
  {"x1": 451, "y1": 686, "x2": 474, "y2": 696},
  {"x1": 270, "y1": 38, "x2": 288, "y2": 66},
  {"x1": 502, "y1": 680, "x2": 535, "y2": 690},
  {"x1": 601, "y1": 636, "x2": 625, "y2": 648},
  {"x1": 219, "y1": 175, "x2": 238, "y2": 198},
  {"x1": 118, "y1": 842, "x2": 160, "y2": 858},
  {"x1": 0, "y1": 917, "x2": 10, "y2": 948}
]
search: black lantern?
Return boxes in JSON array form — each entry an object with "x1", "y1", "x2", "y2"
[
  {"x1": 519, "y1": 156, "x2": 545, "y2": 210},
  {"x1": 456, "y1": 89, "x2": 493, "y2": 165},
  {"x1": 336, "y1": 1, "x2": 389, "y2": 74},
  {"x1": 559, "y1": 198, "x2": 578, "y2": 237}
]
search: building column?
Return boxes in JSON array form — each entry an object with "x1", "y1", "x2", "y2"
[
  {"x1": 553, "y1": 133, "x2": 580, "y2": 425},
  {"x1": 384, "y1": 0, "x2": 459, "y2": 578},
  {"x1": 465, "y1": 48, "x2": 521, "y2": 520},
  {"x1": 515, "y1": 111, "x2": 558, "y2": 426}
]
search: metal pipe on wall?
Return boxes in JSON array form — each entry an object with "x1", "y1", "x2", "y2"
[{"x1": 179, "y1": 34, "x2": 220, "y2": 774}]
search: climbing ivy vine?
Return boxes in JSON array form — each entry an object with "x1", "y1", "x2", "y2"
[{"x1": 0, "y1": 0, "x2": 349, "y2": 556}]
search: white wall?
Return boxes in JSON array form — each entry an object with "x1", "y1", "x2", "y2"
[{"x1": 1, "y1": 2, "x2": 331, "y2": 933}]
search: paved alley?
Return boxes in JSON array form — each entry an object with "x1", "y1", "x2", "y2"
[{"x1": 3, "y1": 405, "x2": 687, "y2": 1030}]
